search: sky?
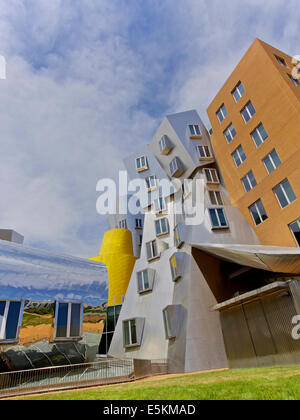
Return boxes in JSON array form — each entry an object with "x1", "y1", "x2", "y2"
[{"x1": 0, "y1": 0, "x2": 299, "y2": 257}]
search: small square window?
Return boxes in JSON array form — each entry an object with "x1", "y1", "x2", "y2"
[
  {"x1": 0, "y1": 300, "x2": 23, "y2": 342},
  {"x1": 232, "y1": 145, "x2": 246, "y2": 167},
  {"x1": 290, "y1": 218, "x2": 300, "y2": 247},
  {"x1": 263, "y1": 149, "x2": 281, "y2": 174},
  {"x1": 208, "y1": 190, "x2": 223, "y2": 206},
  {"x1": 241, "y1": 171, "x2": 257, "y2": 193},
  {"x1": 197, "y1": 145, "x2": 213, "y2": 160},
  {"x1": 170, "y1": 157, "x2": 185, "y2": 177},
  {"x1": 204, "y1": 168, "x2": 220, "y2": 184},
  {"x1": 273, "y1": 179, "x2": 297, "y2": 209},
  {"x1": 145, "y1": 175, "x2": 157, "y2": 191},
  {"x1": 189, "y1": 124, "x2": 202, "y2": 137},
  {"x1": 137, "y1": 269, "x2": 155, "y2": 293},
  {"x1": 249, "y1": 199, "x2": 268, "y2": 226},
  {"x1": 224, "y1": 123, "x2": 237, "y2": 143},
  {"x1": 123, "y1": 318, "x2": 145, "y2": 348},
  {"x1": 241, "y1": 101, "x2": 256, "y2": 123},
  {"x1": 232, "y1": 82, "x2": 245, "y2": 102},
  {"x1": 155, "y1": 218, "x2": 169, "y2": 236},
  {"x1": 216, "y1": 104, "x2": 228, "y2": 123},
  {"x1": 136, "y1": 156, "x2": 148, "y2": 172},
  {"x1": 275, "y1": 56, "x2": 287, "y2": 67},
  {"x1": 146, "y1": 240, "x2": 159, "y2": 261},
  {"x1": 208, "y1": 208, "x2": 229, "y2": 229},
  {"x1": 54, "y1": 302, "x2": 82, "y2": 340},
  {"x1": 289, "y1": 74, "x2": 300, "y2": 87}
]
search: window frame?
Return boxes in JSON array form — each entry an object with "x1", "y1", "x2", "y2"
[
  {"x1": 155, "y1": 217, "x2": 169, "y2": 236},
  {"x1": 196, "y1": 145, "x2": 213, "y2": 160},
  {"x1": 137, "y1": 269, "x2": 153, "y2": 293},
  {"x1": 135, "y1": 155, "x2": 148, "y2": 172},
  {"x1": 241, "y1": 101, "x2": 256, "y2": 123},
  {"x1": 54, "y1": 301, "x2": 83, "y2": 341},
  {"x1": 224, "y1": 123, "x2": 237, "y2": 144},
  {"x1": 208, "y1": 190, "x2": 224, "y2": 206},
  {"x1": 273, "y1": 179, "x2": 297, "y2": 209},
  {"x1": 145, "y1": 175, "x2": 157, "y2": 191},
  {"x1": 263, "y1": 149, "x2": 282, "y2": 174},
  {"x1": 208, "y1": 207, "x2": 229, "y2": 229},
  {"x1": 241, "y1": 170, "x2": 257, "y2": 193},
  {"x1": 0, "y1": 299, "x2": 23, "y2": 343},
  {"x1": 232, "y1": 81, "x2": 245, "y2": 102},
  {"x1": 146, "y1": 239, "x2": 159, "y2": 261},
  {"x1": 216, "y1": 104, "x2": 228, "y2": 123},
  {"x1": 232, "y1": 145, "x2": 247, "y2": 168},
  {"x1": 249, "y1": 199, "x2": 268, "y2": 226},
  {"x1": 251, "y1": 123, "x2": 269, "y2": 148},
  {"x1": 289, "y1": 218, "x2": 300, "y2": 247},
  {"x1": 204, "y1": 168, "x2": 220, "y2": 184},
  {"x1": 189, "y1": 124, "x2": 202, "y2": 137}
]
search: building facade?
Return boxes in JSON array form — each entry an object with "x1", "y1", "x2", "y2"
[{"x1": 207, "y1": 39, "x2": 300, "y2": 248}]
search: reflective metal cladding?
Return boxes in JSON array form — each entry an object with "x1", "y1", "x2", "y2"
[{"x1": 0, "y1": 240, "x2": 108, "y2": 372}]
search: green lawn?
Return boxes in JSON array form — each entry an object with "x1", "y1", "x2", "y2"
[{"x1": 15, "y1": 365, "x2": 300, "y2": 400}]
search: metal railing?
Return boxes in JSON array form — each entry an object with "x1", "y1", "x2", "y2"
[{"x1": 0, "y1": 358, "x2": 134, "y2": 398}]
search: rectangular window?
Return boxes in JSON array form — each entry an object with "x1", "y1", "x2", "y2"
[
  {"x1": 208, "y1": 208, "x2": 228, "y2": 229},
  {"x1": 146, "y1": 240, "x2": 159, "y2": 261},
  {"x1": 276, "y1": 56, "x2": 286, "y2": 67},
  {"x1": 135, "y1": 218, "x2": 143, "y2": 228},
  {"x1": 208, "y1": 190, "x2": 223, "y2": 206},
  {"x1": 232, "y1": 145, "x2": 246, "y2": 167},
  {"x1": 197, "y1": 145, "x2": 212, "y2": 159},
  {"x1": 263, "y1": 149, "x2": 282, "y2": 174},
  {"x1": 249, "y1": 199, "x2": 268, "y2": 225},
  {"x1": 169, "y1": 254, "x2": 183, "y2": 281},
  {"x1": 118, "y1": 219, "x2": 127, "y2": 229},
  {"x1": 216, "y1": 104, "x2": 228, "y2": 123},
  {"x1": 136, "y1": 156, "x2": 148, "y2": 171},
  {"x1": 155, "y1": 218, "x2": 169, "y2": 236},
  {"x1": 241, "y1": 101, "x2": 256, "y2": 123},
  {"x1": 189, "y1": 124, "x2": 202, "y2": 136},
  {"x1": 123, "y1": 319, "x2": 138, "y2": 346},
  {"x1": 170, "y1": 157, "x2": 184, "y2": 177},
  {"x1": 174, "y1": 224, "x2": 184, "y2": 248},
  {"x1": 251, "y1": 123, "x2": 269, "y2": 147},
  {"x1": 290, "y1": 218, "x2": 300, "y2": 246},
  {"x1": 232, "y1": 81, "x2": 245, "y2": 102},
  {"x1": 273, "y1": 179, "x2": 297, "y2": 209},
  {"x1": 137, "y1": 270, "x2": 150, "y2": 293},
  {"x1": 242, "y1": 171, "x2": 257, "y2": 193},
  {"x1": 204, "y1": 168, "x2": 220, "y2": 184},
  {"x1": 55, "y1": 302, "x2": 82, "y2": 339},
  {"x1": 159, "y1": 135, "x2": 173, "y2": 154},
  {"x1": 0, "y1": 300, "x2": 22, "y2": 342},
  {"x1": 289, "y1": 74, "x2": 300, "y2": 87},
  {"x1": 224, "y1": 123, "x2": 237, "y2": 143},
  {"x1": 153, "y1": 196, "x2": 166, "y2": 213},
  {"x1": 145, "y1": 175, "x2": 157, "y2": 190}
]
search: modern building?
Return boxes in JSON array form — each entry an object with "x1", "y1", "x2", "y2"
[
  {"x1": 0, "y1": 238, "x2": 108, "y2": 371},
  {"x1": 207, "y1": 38, "x2": 300, "y2": 248}
]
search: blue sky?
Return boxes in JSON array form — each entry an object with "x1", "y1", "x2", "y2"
[{"x1": 0, "y1": 0, "x2": 299, "y2": 257}]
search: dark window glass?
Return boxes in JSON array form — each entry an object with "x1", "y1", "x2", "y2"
[
  {"x1": 70, "y1": 303, "x2": 81, "y2": 337},
  {"x1": 56, "y1": 303, "x2": 68, "y2": 338},
  {"x1": 5, "y1": 301, "x2": 21, "y2": 340},
  {"x1": 290, "y1": 220, "x2": 300, "y2": 246}
]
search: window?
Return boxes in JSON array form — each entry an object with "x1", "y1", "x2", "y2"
[
  {"x1": 119, "y1": 219, "x2": 127, "y2": 229},
  {"x1": 290, "y1": 218, "x2": 300, "y2": 246},
  {"x1": 224, "y1": 123, "x2": 237, "y2": 143},
  {"x1": 55, "y1": 302, "x2": 82, "y2": 340},
  {"x1": 241, "y1": 101, "x2": 256, "y2": 123},
  {"x1": 273, "y1": 179, "x2": 297, "y2": 209},
  {"x1": 174, "y1": 224, "x2": 184, "y2": 248},
  {"x1": 146, "y1": 240, "x2": 159, "y2": 261},
  {"x1": 123, "y1": 318, "x2": 144, "y2": 347},
  {"x1": 276, "y1": 56, "x2": 286, "y2": 67},
  {"x1": 159, "y1": 135, "x2": 173, "y2": 155},
  {"x1": 145, "y1": 175, "x2": 157, "y2": 190},
  {"x1": 216, "y1": 104, "x2": 228, "y2": 123},
  {"x1": 249, "y1": 199, "x2": 268, "y2": 225},
  {"x1": 155, "y1": 218, "x2": 169, "y2": 236},
  {"x1": 0, "y1": 300, "x2": 22, "y2": 342},
  {"x1": 197, "y1": 145, "x2": 213, "y2": 159},
  {"x1": 251, "y1": 123, "x2": 269, "y2": 147},
  {"x1": 163, "y1": 308, "x2": 174, "y2": 339},
  {"x1": 242, "y1": 171, "x2": 257, "y2": 193},
  {"x1": 170, "y1": 157, "x2": 184, "y2": 177},
  {"x1": 232, "y1": 145, "x2": 246, "y2": 167},
  {"x1": 232, "y1": 82, "x2": 245, "y2": 102},
  {"x1": 208, "y1": 208, "x2": 228, "y2": 229},
  {"x1": 135, "y1": 218, "x2": 143, "y2": 228},
  {"x1": 136, "y1": 156, "x2": 148, "y2": 172},
  {"x1": 204, "y1": 168, "x2": 220, "y2": 184},
  {"x1": 153, "y1": 196, "x2": 166, "y2": 213},
  {"x1": 263, "y1": 149, "x2": 282, "y2": 174},
  {"x1": 208, "y1": 190, "x2": 223, "y2": 206},
  {"x1": 189, "y1": 124, "x2": 202, "y2": 136},
  {"x1": 289, "y1": 74, "x2": 300, "y2": 87},
  {"x1": 169, "y1": 254, "x2": 183, "y2": 282},
  {"x1": 137, "y1": 269, "x2": 154, "y2": 293}
]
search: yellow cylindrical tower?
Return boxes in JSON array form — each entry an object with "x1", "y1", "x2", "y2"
[{"x1": 90, "y1": 229, "x2": 136, "y2": 306}]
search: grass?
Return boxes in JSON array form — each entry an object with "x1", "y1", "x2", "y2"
[
  {"x1": 14, "y1": 365, "x2": 300, "y2": 400},
  {"x1": 21, "y1": 312, "x2": 53, "y2": 328}
]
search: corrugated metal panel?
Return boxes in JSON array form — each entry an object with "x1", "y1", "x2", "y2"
[{"x1": 220, "y1": 305, "x2": 256, "y2": 369}]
